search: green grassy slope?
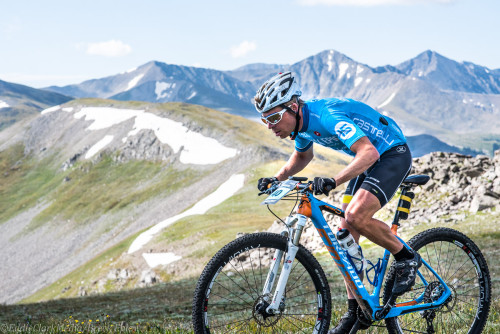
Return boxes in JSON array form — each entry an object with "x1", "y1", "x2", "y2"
[
  {"x1": 1, "y1": 98, "x2": 351, "y2": 303},
  {"x1": 21, "y1": 150, "x2": 350, "y2": 303}
]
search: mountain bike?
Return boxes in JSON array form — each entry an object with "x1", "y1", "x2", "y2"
[{"x1": 192, "y1": 175, "x2": 491, "y2": 333}]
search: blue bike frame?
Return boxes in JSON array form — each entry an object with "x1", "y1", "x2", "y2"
[{"x1": 303, "y1": 192, "x2": 452, "y2": 321}]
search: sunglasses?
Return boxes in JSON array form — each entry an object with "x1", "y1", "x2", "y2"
[{"x1": 261, "y1": 107, "x2": 292, "y2": 125}]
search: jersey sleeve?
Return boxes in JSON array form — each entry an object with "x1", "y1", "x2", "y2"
[
  {"x1": 322, "y1": 113, "x2": 366, "y2": 150},
  {"x1": 294, "y1": 136, "x2": 313, "y2": 152}
]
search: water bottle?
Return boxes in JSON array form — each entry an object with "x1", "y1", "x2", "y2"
[{"x1": 336, "y1": 228, "x2": 365, "y2": 272}]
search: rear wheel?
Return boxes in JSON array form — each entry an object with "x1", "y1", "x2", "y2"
[
  {"x1": 192, "y1": 232, "x2": 332, "y2": 333},
  {"x1": 384, "y1": 227, "x2": 491, "y2": 333}
]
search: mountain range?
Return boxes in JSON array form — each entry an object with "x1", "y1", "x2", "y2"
[
  {"x1": 1, "y1": 49, "x2": 499, "y2": 154},
  {"x1": 0, "y1": 80, "x2": 72, "y2": 131},
  {"x1": 41, "y1": 49, "x2": 500, "y2": 154}
]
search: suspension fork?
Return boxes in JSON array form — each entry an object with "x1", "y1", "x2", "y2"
[{"x1": 262, "y1": 214, "x2": 308, "y2": 314}]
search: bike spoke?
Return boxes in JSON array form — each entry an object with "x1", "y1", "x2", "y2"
[
  {"x1": 443, "y1": 241, "x2": 458, "y2": 280},
  {"x1": 211, "y1": 279, "x2": 255, "y2": 306}
]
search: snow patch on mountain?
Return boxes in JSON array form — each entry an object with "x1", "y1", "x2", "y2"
[
  {"x1": 73, "y1": 107, "x2": 238, "y2": 165},
  {"x1": 127, "y1": 74, "x2": 144, "y2": 91},
  {"x1": 142, "y1": 253, "x2": 182, "y2": 268},
  {"x1": 85, "y1": 135, "x2": 114, "y2": 159},
  {"x1": 338, "y1": 63, "x2": 349, "y2": 79},
  {"x1": 327, "y1": 53, "x2": 334, "y2": 72},
  {"x1": 0, "y1": 100, "x2": 10, "y2": 109},
  {"x1": 128, "y1": 173, "x2": 245, "y2": 254},
  {"x1": 378, "y1": 92, "x2": 396, "y2": 109},
  {"x1": 155, "y1": 81, "x2": 176, "y2": 100},
  {"x1": 41, "y1": 105, "x2": 61, "y2": 114},
  {"x1": 74, "y1": 107, "x2": 139, "y2": 130}
]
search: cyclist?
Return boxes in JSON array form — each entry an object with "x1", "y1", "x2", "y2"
[{"x1": 255, "y1": 71, "x2": 422, "y2": 333}]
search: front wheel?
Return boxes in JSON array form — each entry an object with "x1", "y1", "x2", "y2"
[
  {"x1": 192, "y1": 232, "x2": 332, "y2": 333},
  {"x1": 384, "y1": 227, "x2": 491, "y2": 333}
]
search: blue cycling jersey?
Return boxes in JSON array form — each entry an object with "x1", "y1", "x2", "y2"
[{"x1": 295, "y1": 98, "x2": 406, "y2": 156}]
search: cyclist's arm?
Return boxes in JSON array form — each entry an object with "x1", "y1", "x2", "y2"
[
  {"x1": 275, "y1": 146, "x2": 314, "y2": 181},
  {"x1": 333, "y1": 137, "x2": 380, "y2": 186}
]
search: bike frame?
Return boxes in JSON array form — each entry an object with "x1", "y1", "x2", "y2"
[{"x1": 264, "y1": 189, "x2": 452, "y2": 322}]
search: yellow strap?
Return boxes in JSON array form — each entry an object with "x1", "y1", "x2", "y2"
[
  {"x1": 397, "y1": 206, "x2": 410, "y2": 213},
  {"x1": 342, "y1": 195, "x2": 353, "y2": 204},
  {"x1": 401, "y1": 195, "x2": 413, "y2": 203}
]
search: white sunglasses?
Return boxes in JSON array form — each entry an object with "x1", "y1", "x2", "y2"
[{"x1": 261, "y1": 107, "x2": 292, "y2": 125}]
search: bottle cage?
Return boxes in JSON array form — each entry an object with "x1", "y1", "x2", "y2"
[
  {"x1": 345, "y1": 247, "x2": 365, "y2": 276},
  {"x1": 366, "y1": 258, "x2": 383, "y2": 287}
]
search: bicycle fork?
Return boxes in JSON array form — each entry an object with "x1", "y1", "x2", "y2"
[{"x1": 261, "y1": 214, "x2": 307, "y2": 315}]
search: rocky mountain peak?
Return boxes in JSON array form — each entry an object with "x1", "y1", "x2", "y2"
[{"x1": 396, "y1": 50, "x2": 500, "y2": 94}]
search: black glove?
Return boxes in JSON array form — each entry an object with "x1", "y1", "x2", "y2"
[
  {"x1": 313, "y1": 177, "x2": 336, "y2": 196},
  {"x1": 258, "y1": 177, "x2": 278, "y2": 192}
]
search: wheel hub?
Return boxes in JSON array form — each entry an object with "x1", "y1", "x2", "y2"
[
  {"x1": 253, "y1": 295, "x2": 282, "y2": 327},
  {"x1": 421, "y1": 281, "x2": 447, "y2": 332}
]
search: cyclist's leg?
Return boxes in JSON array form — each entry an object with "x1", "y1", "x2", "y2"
[
  {"x1": 331, "y1": 178, "x2": 364, "y2": 333},
  {"x1": 345, "y1": 144, "x2": 421, "y2": 297},
  {"x1": 340, "y1": 176, "x2": 365, "y2": 299},
  {"x1": 344, "y1": 144, "x2": 412, "y2": 253},
  {"x1": 345, "y1": 189, "x2": 403, "y2": 253}
]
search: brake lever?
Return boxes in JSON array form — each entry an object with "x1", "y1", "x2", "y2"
[{"x1": 258, "y1": 182, "x2": 281, "y2": 196}]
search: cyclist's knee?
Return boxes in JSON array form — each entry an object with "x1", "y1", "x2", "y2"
[{"x1": 344, "y1": 209, "x2": 369, "y2": 235}]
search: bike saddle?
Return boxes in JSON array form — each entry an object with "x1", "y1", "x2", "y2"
[{"x1": 402, "y1": 174, "x2": 430, "y2": 186}]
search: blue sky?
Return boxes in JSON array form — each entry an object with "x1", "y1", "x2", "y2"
[{"x1": 1, "y1": 0, "x2": 499, "y2": 88}]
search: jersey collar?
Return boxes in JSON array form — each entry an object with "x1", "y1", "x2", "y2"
[{"x1": 299, "y1": 102, "x2": 310, "y2": 132}]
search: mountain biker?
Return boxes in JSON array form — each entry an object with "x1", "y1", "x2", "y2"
[{"x1": 255, "y1": 71, "x2": 422, "y2": 333}]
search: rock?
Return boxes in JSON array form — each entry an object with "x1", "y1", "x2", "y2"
[
  {"x1": 119, "y1": 269, "x2": 129, "y2": 280},
  {"x1": 107, "y1": 270, "x2": 118, "y2": 280},
  {"x1": 464, "y1": 168, "x2": 484, "y2": 178},
  {"x1": 449, "y1": 195, "x2": 460, "y2": 205},
  {"x1": 236, "y1": 232, "x2": 248, "y2": 238},
  {"x1": 78, "y1": 286, "x2": 87, "y2": 296},
  {"x1": 140, "y1": 270, "x2": 157, "y2": 286},
  {"x1": 484, "y1": 190, "x2": 499, "y2": 200},
  {"x1": 470, "y1": 195, "x2": 497, "y2": 213},
  {"x1": 116, "y1": 130, "x2": 174, "y2": 162}
]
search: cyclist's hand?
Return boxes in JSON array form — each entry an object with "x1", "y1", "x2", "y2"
[
  {"x1": 312, "y1": 177, "x2": 336, "y2": 196},
  {"x1": 258, "y1": 177, "x2": 278, "y2": 192}
]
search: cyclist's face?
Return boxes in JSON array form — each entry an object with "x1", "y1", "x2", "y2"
[{"x1": 262, "y1": 106, "x2": 295, "y2": 139}]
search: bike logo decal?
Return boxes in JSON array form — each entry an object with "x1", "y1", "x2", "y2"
[
  {"x1": 314, "y1": 131, "x2": 321, "y2": 136},
  {"x1": 396, "y1": 146, "x2": 407, "y2": 153},
  {"x1": 334, "y1": 121, "x2": 356, "y2": 140}
]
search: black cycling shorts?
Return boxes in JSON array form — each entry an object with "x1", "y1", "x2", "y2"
[{"x1": 344, "y1": 144, "x2": 412, "y2": 207}]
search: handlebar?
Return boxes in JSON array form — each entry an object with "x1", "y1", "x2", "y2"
[{"x1": 258, "y1": 177, "x2": 313, "y2": 196}]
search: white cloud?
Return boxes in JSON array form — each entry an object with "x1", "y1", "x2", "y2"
[
  {"x1": 85, "y1": 40, "x2": 132, "y2": 57},
  {"x1": 230, "y1": 41, "x2": 257, "y2": 58},
  {"x1": 297, "y1": 0, "x2": 456, "y2": 6}
]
